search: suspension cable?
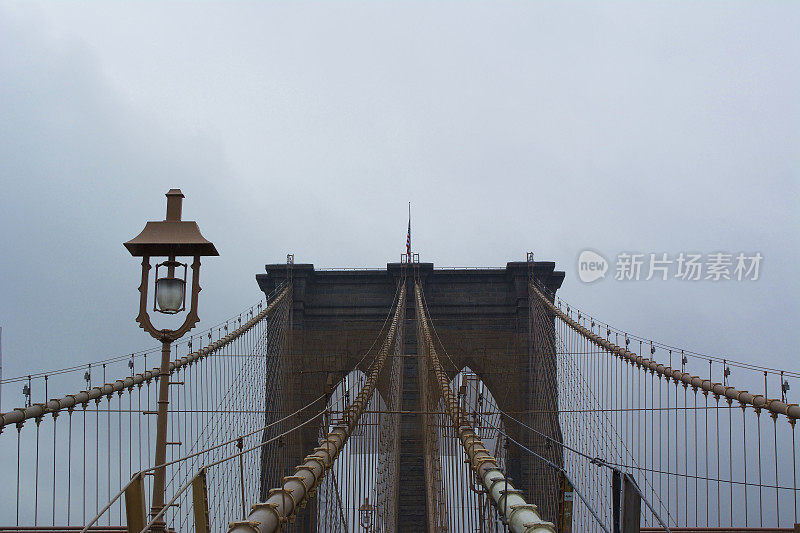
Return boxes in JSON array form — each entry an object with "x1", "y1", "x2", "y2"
[
  {"x1": 0, "y1": 284, "x2": 291, "y2": 429},
  {"x1": 414, "y1": 280, "x2": 556, "y2": 533},
  {"x1": 228, "y1": 278, "x2": 407, "y2": 533},
  {"x1": 530, "y1": 282, "x2": 799, "y2": 421}
]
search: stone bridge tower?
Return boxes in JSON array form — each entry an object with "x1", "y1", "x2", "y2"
[{"x1": 256, "y1": 260, "x2": 565, "y2": 531}]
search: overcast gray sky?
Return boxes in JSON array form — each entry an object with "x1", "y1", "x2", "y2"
[{"x1": 1, "y1": 1, "x2": 798, "y2": 407}]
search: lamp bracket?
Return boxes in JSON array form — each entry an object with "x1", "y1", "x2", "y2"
[{"x1": 136, "y1": 256, "x2": 202, "y2": 343}]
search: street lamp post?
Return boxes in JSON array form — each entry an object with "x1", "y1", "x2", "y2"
[
  {"x1": 124, "y1": 189, "x2": 218, "y2": 531},
  {"x1": 359, "y1": 498, "x2": 374, "y2": 531}
]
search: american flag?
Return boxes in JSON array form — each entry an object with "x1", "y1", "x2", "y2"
[{"x1": 406, "y1": 217, "x2": 411, "y2": 261}]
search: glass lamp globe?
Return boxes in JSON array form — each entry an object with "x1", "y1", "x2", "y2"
[
  {"x1": 359, "y1": 498, "x2": 374, "y2": 530},
  {"x1": 155, "y1": 276, "x2": 186, "y2": 314}
]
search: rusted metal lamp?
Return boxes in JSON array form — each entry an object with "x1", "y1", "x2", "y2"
[
  {"x1": 124, "y1": 189, "x2": 217, "y2": 530},
  {"x1": 359, "y1": 498, "x2": 374, "y2": 531}
]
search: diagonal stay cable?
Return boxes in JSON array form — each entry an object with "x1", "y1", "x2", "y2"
[
  {"x1": 78, "y1": 400, "x2": 329, "y2": 532},
  {"x1": 469, "y1": 406, "x2": 611, "y2": 533}
]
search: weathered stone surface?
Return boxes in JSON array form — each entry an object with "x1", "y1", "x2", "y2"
[{"x1": 256, "y1": 260, "x2": 564, "y2": 531}]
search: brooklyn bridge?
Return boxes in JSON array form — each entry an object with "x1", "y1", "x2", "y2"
[{"x1": 0, "y1": 191, "x2": 797, "y2": 533}]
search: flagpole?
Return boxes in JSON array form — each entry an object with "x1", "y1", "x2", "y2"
[{"x1": 407, "y1": 202, "x2": 412, "y2": 263}]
